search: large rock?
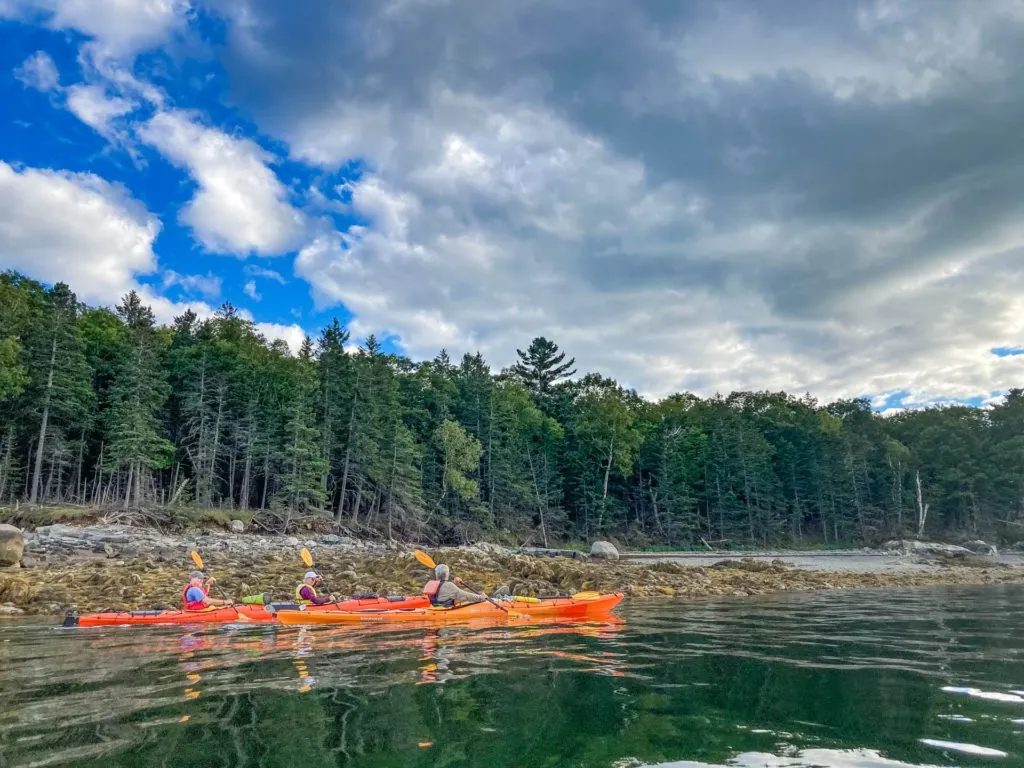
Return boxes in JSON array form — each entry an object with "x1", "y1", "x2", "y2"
[
  {"x1": 518, "y1": 546, "x2": 583, "y2": 560},
  {"x1": 963, "y1": 539, "x2": 997, "y2": 556},
  {"x1": 0, "y1": 524, "x2": 24, "y2": 567},
  {"x1": 896, "y1": 540, "x2": 974, "y2": 559},
  {"x1": 229, "y1": 519, "x2": 245, "y2": 534},
  {"x1": 590, "y1": 540, "x2": 619, "y2": 560}
]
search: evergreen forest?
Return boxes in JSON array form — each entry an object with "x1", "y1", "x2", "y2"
[{"x1": 2, "y1": 271, "x2": 1023, "y2": 548}]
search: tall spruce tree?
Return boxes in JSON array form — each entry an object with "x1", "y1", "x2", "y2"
[
  {"x1": 278, "y1": 338, "x2": 329, "y2": 512},
  {"x1": 25, "y1": 283, "x2": 94, "y2": 504},
  {"x1": 104, "y1": 292, "x2": 173, "y2": 508},
  {"x1": 510, "y1": 337, "x2": 576, "y2": 398}
]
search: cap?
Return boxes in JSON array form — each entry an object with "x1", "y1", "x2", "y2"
[{"x1": 304, "y1": 571, "x2": 319, "y2": 580}]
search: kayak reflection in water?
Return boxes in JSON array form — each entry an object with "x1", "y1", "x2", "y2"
[
  {"x1": 422, "y1": 564, "x2": 488, "y2": 607},
  {"x1": 418, "y1": 628, "x2": 455, "y2": 685},
  {"x1": 292, "y1": 627, "x2": 316, "y2": 693}
]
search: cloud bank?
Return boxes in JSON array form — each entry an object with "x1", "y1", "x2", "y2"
[{"x1": 4, "y1": 0, "x2": 1024, "y2": 406}]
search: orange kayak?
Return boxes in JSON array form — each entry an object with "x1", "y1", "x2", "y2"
[
  {"x1": 65, "y1": 595, "x2": 430, "y2": 627},
  {"x1": 67, "y1": 604, "x2": 275, "y2": 627},
  {"x1": 275, "y1": 593, "x2": 624, "y2": 625},
  {"x1": 313, "y1": 595, "x2": 429, "y2": 612}
]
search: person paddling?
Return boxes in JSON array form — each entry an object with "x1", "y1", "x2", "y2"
[
  {"x1": 182, "y1": 571, "x2": 231, "y2": 611},
  {"x1": 296, "y1": 571, "x2": 336, "y2": 605},
  {"x1": 423, "y1": 564, "x2": 487, "y2": 607}
]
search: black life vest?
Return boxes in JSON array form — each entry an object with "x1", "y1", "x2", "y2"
[{"x1": 423, "y1": 579, "x2": 454, "y2": 607}]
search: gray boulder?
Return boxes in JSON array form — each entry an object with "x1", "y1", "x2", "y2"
[
  {"x1": 590, "y1": 540, "x2": 619, "y2": 560},
  {"x1": 903, "y1": 540, "x2": 974, "y2": 559},
  {"x1": 962, "y1": 539, "x2": 997, "y2": 555},
  {"x1": 0, "y1": 524, "x2": 24, "y2": 567},
  {"x1": 284, "y1": 536, "x2": 300, "y2": 547},
  {"x1": 229, "y1": 519, "x2": 245, "y2": 533}
]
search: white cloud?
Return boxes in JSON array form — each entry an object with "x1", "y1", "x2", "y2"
[
  {"x1": 2, "y1": 0, "x2": 191, "y2": 59},
  {"x1": 292, "y1": 95, "x2": 721, "y2": 391},
  {"x1": 66, "y1": 84, "x2": 136, "y2": 140},
  {"x1": 50, "y1": 0, "x2": 189, "y2": 55},
  {"x1": 243, "y1": 279, "x2": 260, "y2": 301},
  {"x1": 139, "y1": 288, "x2": 216, "y2": 327},
  {"x1": 668, "y1": 0, "x2": 1024, "y2": 104},
  {"x1": 0, "y1": 160, "x2": 305, "y2": 354},
  {"x1": 137, "y1": 110, "x2": 306, "y2": 256},
  {"x1": 0, "y1": 160, "x2": 159, "y2": 306},
  {"x1": 244, "y1": 264, "x2": 287, "y2": 284},
  {"x1": 162, "y1": 270, "x2": 222, "y2": 300},
  {"x1": 14, "y1": 50, "x2": 60, "y2": 91},
  {"x1": 252, "y1": 322, "x2": 305, "y2": 354}
]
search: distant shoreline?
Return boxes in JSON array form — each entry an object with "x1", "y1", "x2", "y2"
[{"x1": 3, "y1": 521, "x2": 1024, "y2": 616}]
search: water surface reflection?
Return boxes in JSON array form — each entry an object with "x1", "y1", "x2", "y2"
[{"x1": 2, "y1": 586, "x2": 1023, "y2": 766}]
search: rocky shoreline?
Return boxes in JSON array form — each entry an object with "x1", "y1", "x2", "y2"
[{"x1": 3, "y1": 523, "x2": 1024, "y2": 616}]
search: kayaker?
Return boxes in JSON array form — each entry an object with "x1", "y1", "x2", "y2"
[
  {"x1": 296, "y1": 571, "x2": 336, "y2": 605},
  {"x1": 423, "y1": 564, "x2": 487, "y2": 607},
  {"x1": 182, "y1": 571, "x2": 231, "y2": 610}
]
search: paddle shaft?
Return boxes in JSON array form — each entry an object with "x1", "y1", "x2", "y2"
[{"x1": 448, "y1": 576, "x2": 508, "y2": 613}]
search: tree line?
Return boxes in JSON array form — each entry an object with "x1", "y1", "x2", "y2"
[{"x1": 2, "y1": 271, "x2": 1023, "y2": 547}]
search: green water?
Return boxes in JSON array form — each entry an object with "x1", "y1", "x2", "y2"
[{"x1": 2, "y1": 587, "x2": 1023, "y2": 767}]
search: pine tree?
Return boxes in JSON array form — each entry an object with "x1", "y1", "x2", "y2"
[
  {"x1": 25, "y1": 283, "x2": 94, "y2": 504},
  {"x1": 278, "y1": 369, "x2": 329, "y2": 512},
  {"x1": 510, "y1": 337, "x2": 576, "y2": 398},
  {"x1": 316, "y1": 318, "x2": 351, "y2": 498},
  {"x1": 104, "y1": 292, "x2": 174, "y2": 508}
]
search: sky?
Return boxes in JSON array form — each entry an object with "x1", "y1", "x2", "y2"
[{"x1": 1, "y1": 0, "x2": 1024, "y2": 413}]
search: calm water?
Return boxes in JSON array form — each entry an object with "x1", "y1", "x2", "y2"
[{"x1": 2, "y1": 587, "x2": 1024, "y2": 767}]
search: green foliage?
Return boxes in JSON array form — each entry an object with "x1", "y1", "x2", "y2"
[
  {"x1": 3, "y1": 271, "x2": 1024, "y2": 546},
  {"x1": 510, "y1": 336, "x2": 576, "y2": 399},
  {"x1": 0, "y1": 337, "x2": 28, "y2": 402},
  {"x1": 104, "y1": 292, "x2": 175, "y2": 505},
  {"x1": 434, "y1": 418, "x2": 483, "y2": 500},
  {"x1": 278, "y1": 349, "x2": 330, "y2": 510}
]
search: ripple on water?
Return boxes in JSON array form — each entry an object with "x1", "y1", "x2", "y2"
[{"x1": 2, "y1": 585, "x2": 1024, "y2": 766}]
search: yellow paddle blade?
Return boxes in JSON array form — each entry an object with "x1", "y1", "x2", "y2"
[
  {"x1": 414, "y1": 549, "x2": 436, "y2": 569},
  {"x1": 300, "y1": 547, "x2": 314, "y2": 568},
  {"x1": 572, "y1": 591, "x2": 601, "y2": 600},
  {"x1": 190, "y1": 550, "x2": 204, "y2": 570}
]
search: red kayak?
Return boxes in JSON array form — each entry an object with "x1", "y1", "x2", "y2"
[{"x1": 65, "y1": 594, "x2": 430, "y2": 627}]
